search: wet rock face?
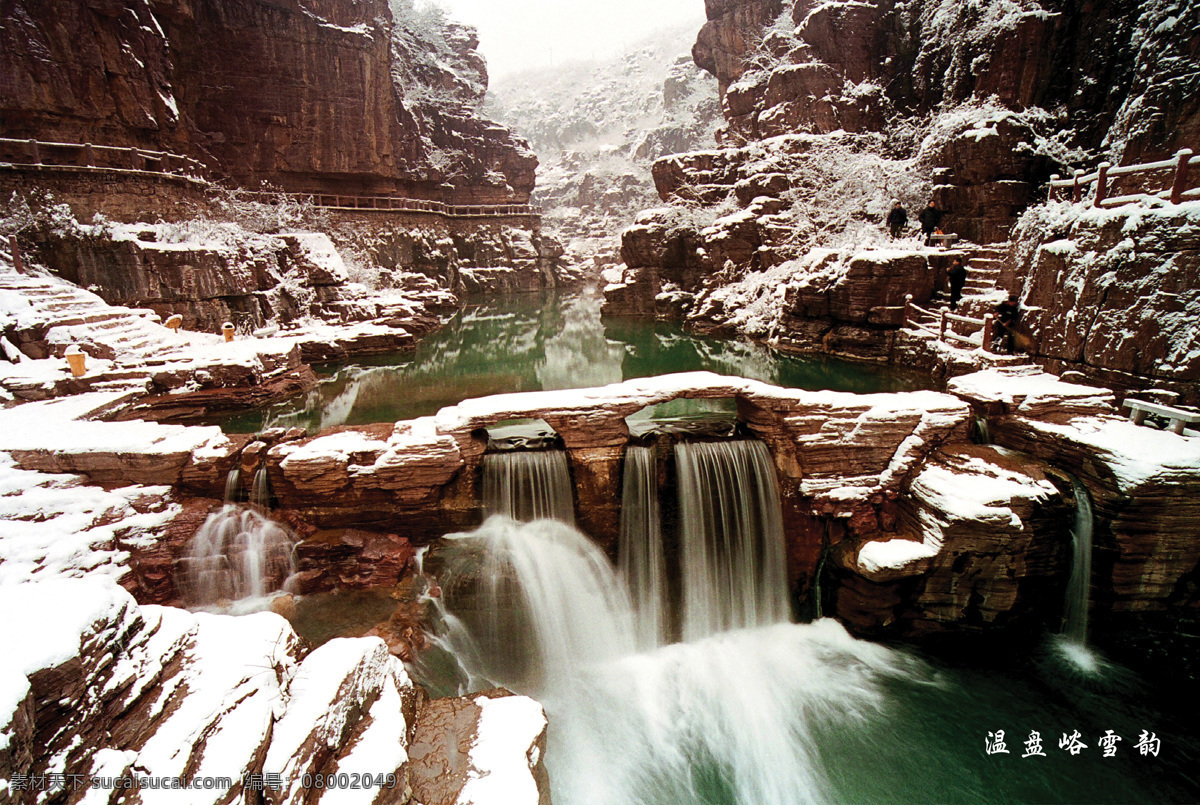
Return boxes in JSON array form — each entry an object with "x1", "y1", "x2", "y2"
[{"x1": 0, "y1": 0, "x2": 535, "y2": 202}]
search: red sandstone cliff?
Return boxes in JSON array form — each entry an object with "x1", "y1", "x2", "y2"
[{"x1": 0, "y1": 0, "x2": 536, "y2": 202}]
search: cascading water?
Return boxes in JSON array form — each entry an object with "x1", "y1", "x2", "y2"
[
  {"x1": 617, "y1": 445, "x2": 668, "y2": 649},
  {"x1": 421, "y1": 515, "x2": 947, "y2": 805},
  {"x1": 482, "y1": 450, "x2": 575, "y2": 524},
  {"x1": 250, "y1": 466, "x2": 271, "y2": 510},
  {"x1": 180, "y1": 506, "x2": 296, "y2": 608},
  {"x1": 434, "y1": 516, "x2": 636, "y2": 695},
  {"x1": 224, "y1": 467, "x2": 241, "y2": 503},
  {"x1": 1064, "y1": 476, "x2": 1095, "y2": 644},
  {"x1": 674, "y1": 439, "x2": 790, "y2": 641},
  {"x1": 973, "y1": 414, "x2": 992, "y2": 445}
]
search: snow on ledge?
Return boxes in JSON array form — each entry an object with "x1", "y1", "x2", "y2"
[
  {"x1": 947, "y1": 368, "x2": 1115, "y2": 413},
  {"x1": 458, "y1": 695, "x2": 547, "y2": 805},
  {"x1": 857, "y1": 539, "x2": 940, "y2": 574}
]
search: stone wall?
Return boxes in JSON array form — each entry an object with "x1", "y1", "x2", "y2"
[
  {"x1": 0, "y1": 167, "x2": 211, "y2": 224},
  {"x1": 8, "y1": 369, "x2": 1195, "y2": 640}
]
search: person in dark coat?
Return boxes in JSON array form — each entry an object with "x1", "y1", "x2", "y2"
[
  {"x1": 918, "y1": 201, "x2": 944, "y2": 245},
  {"x1": 993, "y1": 293, "x2": 1021, "y2": 353},
  {"x1": 947, "y1": 257, "x2": 967, "y2": 311},
  {"x1": 886, "y1": 200, "x2": 907, "y2": 239}
]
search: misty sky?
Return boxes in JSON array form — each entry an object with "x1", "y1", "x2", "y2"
[{"x1": 433, "y1": 0, "x2": 706, "y2": 79}]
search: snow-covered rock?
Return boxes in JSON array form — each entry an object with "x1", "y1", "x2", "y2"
[{"x1": 0, "y1": 577, "x2": 549, "y2": 805}]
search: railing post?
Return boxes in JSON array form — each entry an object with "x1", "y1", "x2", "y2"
[
  {"x1": 84, "y1": 143, "x2": 94, "y2": 167},
  {"x1": 1072, "y1": 169, "x2": 1083, "y2": 203},
  {"x1": 1171, "y1": 149, "x2": 1193, "y2": 205},
  {"x1": 1049, "y1": 174, "x2": 1059, "y2": 201},
  {"x1": 939, "y1": 309, "x2": 948, "y2": 341},
  {"x1": 161, "y1": 154, "x2": 171, "y2": 173},
  {"x1": 903, "y1": 293, "x2": 913, "y2": 326},
  {"x1": 1094, "y1": 161, "x2": 1111, "y2": 207},
  {"x1": 29, "y1": 139, "x2": 40, "y2": 165},
  {"x1": 982, "y1": 314, "x2": 994, "y2": 353},
  {"x1": 130, "y1": 148, "x2": 140, "y2": 170}
]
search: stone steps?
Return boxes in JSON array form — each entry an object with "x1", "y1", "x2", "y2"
[{"x1": 1, "y1": 268, "x2": 185, "y2": 363}]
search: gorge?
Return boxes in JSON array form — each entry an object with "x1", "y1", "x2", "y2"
[{"x1": 2, "y1": 0, "x2": 1199, "y2": 803}]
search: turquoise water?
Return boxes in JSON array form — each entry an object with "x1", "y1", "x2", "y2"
[
  {"x1": 415, "y1": 518, "x2": 1199, "y2": 805},
  {"x1": 217, "y1": 287, "x2": 928, "y2": 432}
]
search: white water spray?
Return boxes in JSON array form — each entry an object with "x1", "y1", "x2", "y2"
[
  {"x1": 180, "y1": 505, "x2": 296, "y2": 608},
  {"x1": 1064, "y1": 476, "x2": 1094, "y2": 644},
  {"x1": 437, "y1": 516, "x2": 636, "y2": 694}
]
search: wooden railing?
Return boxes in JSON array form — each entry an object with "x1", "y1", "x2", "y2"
[
  {"x1": 0, "y1": 137, "x2": 540, "y2": 219},
  {"x1": 0, "y1": 136, "x2": 207, "y2": 181},
  {"x1": 1049, "y1": 148, "x2": 1199, "y2": 208},
  {"x1": 903, "y1": 294, "x2": 996, "y2": 353},
  {"x1": 241, "y1": 190, "x2": 540, "y2": 218}
]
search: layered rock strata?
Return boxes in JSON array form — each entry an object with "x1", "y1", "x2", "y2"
[
  {"x1": 0, "y1": 577, "x2": 550, "y2": 805},
  {"x1": 950, "y1": 367, "x2": 1200, "y2": 618},
  {"x1": 608, "y1": 202, "x2": 966, "y2": 361},
  {"x1": 607, "y1": 0, "x2": 1200, "y2": 354},
  {"x1": 1006, "y1": 199, "x2": 1200, "y2": 404},
  {"x1": 0, "y1": 0, "x2": 536, "y2": 202}
]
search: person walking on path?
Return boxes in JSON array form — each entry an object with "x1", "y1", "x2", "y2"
[
  {"x1": 947, "y1": 257, "x2": 968, "y2": 311},
  {"x1": 887, "y1": 200, "x2": 908, "y2": 239},
  {"x1": 919, "y1": 201, "x2": 944, "y2": 245},
  {"x1": 993, "y1": 293, "x2": 1021, "y2": 353}
]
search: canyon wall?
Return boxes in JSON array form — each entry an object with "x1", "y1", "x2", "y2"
[
  {"x1": 0, "y1": 0, "x2": 536, "y2": 202},
  {"x1": 605, "y1": 0, "x2": 1200, "y2": 361}
]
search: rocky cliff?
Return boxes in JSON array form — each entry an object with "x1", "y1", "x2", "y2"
[
  {"x1": 1006, "y1": 198, "x2": 1200, "y2": 403},
  {"x1": 0, "y1": 0, "x2": 536, "y2": 202},
  {"x1": 605, "y1": 0, "x2": 1199, "y2": 352},
  {"x1": 489, "y1": 26, "x2": 721, "y2": 274},
  {"x1": 0, "y1": 578, "x2": 550, "y2": 805}
]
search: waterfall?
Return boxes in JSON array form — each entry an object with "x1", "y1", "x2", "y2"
[
  {"x1": 1063, "y1": 476, "x2": 1094, "y2": 644},
  {"x1": 617, "y1": 445, "x2": 668, "y2": 649},
  {"x1": 674, "y1": 439, "x2": 790, "y2": 641},
  {"x1": 482, "y1": 450, "x2": 575, "y2": 524},
  {"x1": 224, "y1": 467, "x2": 241, "y2": 503},
  {"x1": 250, "y1": 466, "x2": 271, "y2": 510},
  {"x1": 180, "y1": 505, "x2": 296, "y2": 608},
  {"x1": 973, "y1": 415, "x2": 992, "y2": 445},
  {"x1": 435, "y1": 516, "x2": 636, "y2": 695}
]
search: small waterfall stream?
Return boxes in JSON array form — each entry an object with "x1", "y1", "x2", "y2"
[
  {"x1": 674, "y1": 439, "x2": 790, "y2": 641},
  {"x1": 181, "y1": 505, "x2": 296, "y2": 608},
  {"x1": 617, "y1": 445, "x2": 668, "y2": 649},
  {"x1": 250, "y1": 466, "x2": 271, "y2": 510},
  {"x1": 224, "y1": 467, "x2": 241, "y2": 503},
  {"x1": 1064, "y1": 476, "x2": 1095, "y2": 644},
  {"x1": 482, "y1": 450, "x2": 575, "y2": 524}
]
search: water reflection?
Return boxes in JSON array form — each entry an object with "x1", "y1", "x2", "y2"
[{"x1": 219, "y1": 287, "x2": 928, "y2": 433}]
